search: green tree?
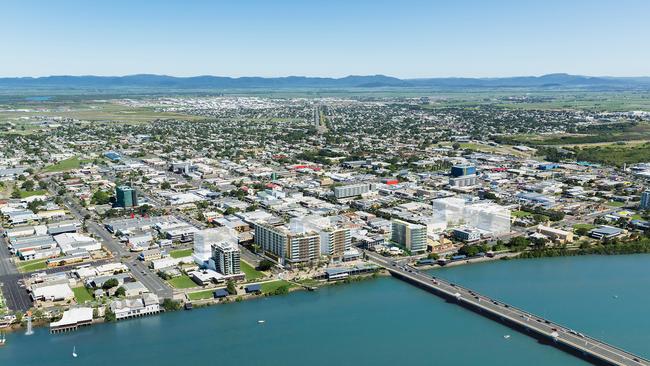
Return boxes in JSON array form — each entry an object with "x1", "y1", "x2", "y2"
[
  {"x1": 256, "y1": 259, "x2": 274, "y2": 271},
  {"x1": 115, "y1": 286, "x2": 126, "y2": 297},
  {"x1": 102, "y1": 278, "x2": 119, "y2": 290},
  {"x1": 161, "y1": 181, "x2": 171, "y2": 189},
  {"x1": 104, "y1": 308, "x2": 116, "y2": 322},
  {"x1": 226, "y1": 280, "x2": 237, "y2": 295},
  {"x1": 162, "y1": 298, "x2": 181, "y2": 311},
  {"x1": 91, "y1": 190, "x2": 111, "y2": 205},
  {"x1": 21, "y1": 180, "x2": 35, "y2": 191}
]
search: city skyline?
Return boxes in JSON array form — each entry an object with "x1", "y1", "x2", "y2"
[{"x1": 3, "y1": 0, "x2": 650, "y2": 78}]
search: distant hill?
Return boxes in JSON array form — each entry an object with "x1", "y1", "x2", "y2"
[{"x1": 0, "y1": 73, "x2": 648, "y2": 90}]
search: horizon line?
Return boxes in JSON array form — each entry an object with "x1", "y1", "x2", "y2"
[{"x1": 1, "y1": 73, "x2": 649, "y2": 80}]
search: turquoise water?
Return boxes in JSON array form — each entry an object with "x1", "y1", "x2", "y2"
[{"x1": 1, "y1": 255, "x2": 649, "y2": 366}]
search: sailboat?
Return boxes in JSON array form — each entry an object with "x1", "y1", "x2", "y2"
[{"x1": 72, "y1": 346, "x2": 78, "y2": 358}]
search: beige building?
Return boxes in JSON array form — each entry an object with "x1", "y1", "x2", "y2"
[{"x1": 537, "y1": 225, "x2": 573, "y2": 244}]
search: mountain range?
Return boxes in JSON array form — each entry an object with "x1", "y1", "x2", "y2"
[{"x1": 1, "y1": 73, "x2": 649, "y2": 90}]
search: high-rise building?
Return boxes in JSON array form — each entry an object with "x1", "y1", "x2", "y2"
[
  {"x1": 333, "y1": 183, "x2": 371, "y2": 199},
  {"x1": 449, "y1": 165, "x2": 477, "y2": 188},
  {"x1": 193, "y1": 228, "x2": 238, "y2": 267},
  {"x1": 640, "y1": 191, "x2": 650, "y2": 210},
  {"x1": 293, "y1": 215, "x2": 351, "y2": 261},
  {"x1": 212, "y1": 241, "x2": 241, "y2": 275},
  {"x1": 115, "y1": 186, "x2": 138, "y2": 207},
  {"x1": 254, "y1": 221, "x2": 321, "y2": 265},
  {"x1": 451, "y1": 165, "x2": 476, "y2": 177},
  {"x1": 391, "y1": 219, "x2": 427, "y2": 253}
]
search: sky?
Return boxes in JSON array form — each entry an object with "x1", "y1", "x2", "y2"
[{"x1": 2, "y1": 0, "x2": 650, "y2": 78}]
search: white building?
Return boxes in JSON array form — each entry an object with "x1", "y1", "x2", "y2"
[
  {"x1": 110, "y1": 293, "x2": 160, "y2": 320},
  {"x1": 431, "y1": 197, "x2": 510, "y2": 235},
  {"x1": 212, "y1": 241, "x2": 241, "y2": 275},
  {"x1": 193, "y1": 227, "x2": 239, "y2": 267}
]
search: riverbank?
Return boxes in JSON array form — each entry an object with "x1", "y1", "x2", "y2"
[
  {"x1": 1, "y1": 270, "x2": 386, "y2": 333},
  {"x1": 517, "y1": 237, "x2": 650, "y2": 259}
]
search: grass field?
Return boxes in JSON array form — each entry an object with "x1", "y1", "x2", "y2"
[
  {"x1": 240, "y1": 261, "x2": 264, "y2": 281},
  {"x1": 169, "y1": 248, "x2": 193, "y2": 259},
  {"x1": 19, "y1": 190, "x2": 47, "y2": 198},
  {"x1": 260, "y1": 280, "x2": 294, "y2": 294},
  {"x1": 73, "y1": 286, "x2": 94, "y2": 304},
  {"x1": 16, "y1": 258, "x2": 48, "y2": 272},
  {"x1": 512, "y1": 210, "x2": 533, "y2": 218},
  {"x1": 167, "y1": 274, "x2": 198, "y2": 289},
  {"x1": 606, "y1": 201, "x2": 626, "y2": 207},
  {"x1": 42, "y1": 157, "x2": 90, "y2": 172},
  {"x1": 573, "y1": 223, "x2": 597, "y2": 231},
  {"x1": 187, "y1": 289, "x2": 216, "y2": 301}
]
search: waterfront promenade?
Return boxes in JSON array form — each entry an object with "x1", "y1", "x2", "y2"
[{"x1": 366, "y1": 252, "x2": 649, "y2": 366}]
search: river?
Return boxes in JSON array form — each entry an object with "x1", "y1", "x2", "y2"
[{"x1": 1, "y1": 254, "x2": 649, "y2": 366}]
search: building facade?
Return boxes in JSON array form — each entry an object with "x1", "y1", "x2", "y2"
[
  {"x1": 641, "y1": 191, "x2": 650, "y2": 210},
  {"x1": 212, "y1": 241, "x2": 241, "y2": 275},
  {"x1": 333, "y1": 183, "x2": 371, "y2": 199},
  {"x1": 391, "y1": 219, "x2": 427, "y2": 253},
  {"x1": 115, "y1": 186, "x2": 138, "y2": 208}
]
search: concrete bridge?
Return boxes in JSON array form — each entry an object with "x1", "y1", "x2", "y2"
[{"x1": 366, "y1": 252, "x2": 648, "y2": 366}]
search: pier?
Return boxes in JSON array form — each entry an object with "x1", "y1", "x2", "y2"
[{"x1": 366, "y1": 252, "x2": 649, "y2": 366}]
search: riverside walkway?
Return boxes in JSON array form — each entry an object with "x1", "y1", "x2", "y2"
[{"x1": 366, "y1": 252, "x2": 648, "y2": 366}]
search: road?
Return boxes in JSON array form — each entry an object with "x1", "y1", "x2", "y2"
[
  {"x1": 367, "y1": 252, "x2": 649, "y2": 366},
  {"x1": 60, "y1": 187, "x2": 173, "y2": 299}
]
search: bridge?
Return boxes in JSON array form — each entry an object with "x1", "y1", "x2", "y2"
[{"x1": 366, "y1": 252, "x2": 649, "y2": 366}]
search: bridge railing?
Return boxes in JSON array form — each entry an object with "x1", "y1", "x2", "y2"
[{"x1": 391, "y1": 262, "x2": 650, "y2": 363}]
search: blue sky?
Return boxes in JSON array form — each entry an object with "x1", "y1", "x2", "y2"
[{"x1": 2, "y1": 0, "x2": 649, "y2": 78}]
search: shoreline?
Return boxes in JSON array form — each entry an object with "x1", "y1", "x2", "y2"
[{"x1": 4, "y1": 240, "x2": 650, "y2": 334}]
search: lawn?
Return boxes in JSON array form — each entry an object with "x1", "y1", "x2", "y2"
[
  {"x1": 512, "y1": 210, "x2": 533, "y2": 218},
  {"x1": 167, "y1": 274, "x2": 198, "y2": 289},
  {"x1": 606, "y1": 201, "x2": 626, "y2": 208},
  {"x1": 169, "y1": 248, "x2": 193, "y2": 259},
  {"x1": 573, "y1": 223, "x2": 596, "y2": 230},
  {"x1": 16, "y1": 258, "x2": 48, "y2": 273},
  {"x1": 43, "y1": 157, "x2": 86, "y2": 172},
  {"x1": 260, "y1": 280, "x2": 294, "y2": 294},
  {"x1": 73, "y1": 286, "x2": 94, "y2": 304},
  {"x1": 240, "y1": 261, "x2": 264, "y2": 281},
  {"x1": 187, "y1": 289, "x2": 216, "y2": 301},
  {"x1": 19, "y1": 190, "x2": 47, "y2": 198}
]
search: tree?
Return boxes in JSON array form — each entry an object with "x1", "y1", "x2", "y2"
[
  {"x1": 161, "y1": 181, "x2": 171, "y2": 189},
  {"x1": 104, "y1": 308, "x2": 116, "y2": 322},
  {"x1": 427, "y1": 252, "x2": 439, "y2": 260},
  {"x1": 272, "y1": 285, "x2": 290, "y2": 296},
  {"x1": 91, "y1": 190, "x2": 111, "y2": 205},
  {"x1": 115, "y1": 286, "x2": 126, "y2": 297},
  {"x1": 257, "y1": 259, "x2": 274, "y2": 271},
  {"x1": 162, "y1": 298, "x2": 181, "y2": 311},
  {"x1": 102, "y1": 278, "x2": 119, "y2": 290},
  {"x1": 458, "y1": 245, "x2": 480, "y2": 257},
  {"x1": 452, "y1": 142, "x2": 461, "y2": 150},
  {"x1": 226, "y1": 280, "x2": 237, "y2": 295},
  {"x1": 507, "y1": 236, "x2": 530, "y2": 250},
  {"x1": 21, "y1": 180, "x2": 35, "y2": 191},
  {"x1": 11, "y1": 189, "x2": 21, "y2": 199}
]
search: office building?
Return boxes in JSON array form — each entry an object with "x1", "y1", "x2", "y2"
[
  {"x1": 212, "y1": 241, "x2": 241, "y2": 275},
  {"x1": 391, "y1": 219, "x2": 427, "y2": 253},
  {"x1": 640, "y1": 191, "x2": 650, "y2": 210},
  {"x1": 115, "y1": 186, "x2": 138, "y2": 208},
  {"x1": 451, "y1": 165, "x2": 476, "y2": 177},
  {"x1": 453, "y1": 227, "x2": 481, "y2": 242}
]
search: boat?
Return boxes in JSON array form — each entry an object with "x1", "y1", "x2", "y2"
[
  {"x1": 257, "y1": 320, "x2": 265, "y2": 324},
  {"x1": 503, "y1": 335, "x2": 511, "y2": 339},
  {"x1": 0, "y1": 332, "x2": 5, "y2": 346},
  {"x1": 72, "y1": 346, "x2": 78, "y2": 358}
]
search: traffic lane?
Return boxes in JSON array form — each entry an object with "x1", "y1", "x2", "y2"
[
  {"x1": 0, "y1": 274, "x2": 32, "y2": 312},
  {"x1": 405, "y1": 269, "x2": 648, "y2": 365}
]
